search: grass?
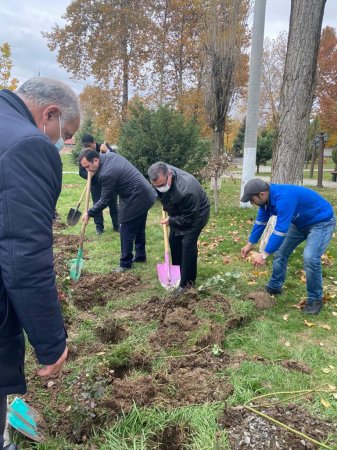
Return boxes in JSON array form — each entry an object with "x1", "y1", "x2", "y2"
[{"x1": 13, "y1": 153, "x2": 337, "y2": 449}]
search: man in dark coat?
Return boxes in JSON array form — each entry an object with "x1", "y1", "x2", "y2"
[
  {"x1": 148, "y1": 162, "x2": 210, "y2": 294},
  {"x1": 0, "y1": 78, "x2": 80, "y2": 450},
  {"x1": 79, "y1": 134, "x2": 119, "y2": 234},
  {"x1": 80, "y1": 149, "x2": 157, "y2": 271}
]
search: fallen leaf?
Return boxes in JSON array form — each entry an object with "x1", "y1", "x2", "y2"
[
  {"x1": 328, "y1": 385, "x2": 337, "y2": 391},
  {"x1": 320, "y1": 324, "x2": 331, "y2": 331},
  {"x1": 321, "y1": 399, "x2": 331, "y2": 408},
  {"x1": 304, "y1": 320, "x2": 316, "y2": 327},
  {"x1": 329, "y1": 365, "x2": 335, "y2": 369},
  {"x1": 321, "y1": 368, "x2": 331, "y2": 374},
  {"x1": 284, "y1": 341, "x2": 291, "y2": 347},
  {"x1": 332, "y1": 312, "x2": 337, "y2": 317},
  {"x1": 333, "y1": 393, "x2": 337, "y2": 400},
  {"x1": 319, "y1": 342, "x2": 325, "y2": 347},
  {"x1": 283, "y1": 314, "x2": 289, "y2": 321}
]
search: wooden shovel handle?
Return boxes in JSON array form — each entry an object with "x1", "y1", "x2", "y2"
[
  {"x1": 78, "y1": 172, "x2": 92, "y2": 249},
  {"x1": 162, "y1": 209, "x2": 170, "y2": 253},
  {"x1": 76, "y1": 185, "x2": 87, "y2": 209}
]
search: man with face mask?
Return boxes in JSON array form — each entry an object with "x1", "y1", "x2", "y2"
[
  {"x1": 148, "y1": 162, "x2": 210, "y2": 295},
  {"x1": 0, "y1": 77, "x2": 80, "y2": 450},
  {"x1": 241, "y1": 178, "x2": 335, "y2": 315},
  {"x1": 80, "y1": 149, "x2": 156, "y2": 272}
]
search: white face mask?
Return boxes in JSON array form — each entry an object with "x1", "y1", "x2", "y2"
[
  {"x1": 43, "y1": 115, "x2": 64, "y2": 152},
  {"x1": 156, "y1": 184, "x2": 171, "y2": 193},
  {"x1": 55, "y1": 116, "x2": 64, "y2": 152}
]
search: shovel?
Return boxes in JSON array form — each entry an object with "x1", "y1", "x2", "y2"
[
  {"x1": 66, "y1": 185, "x2": 87, "y2": 226},
  {"x1": 69, "y1": 172, "x2": 92, "y2": 281},
  {"x1": 157, "y1": 209, "x2": 181, "y2": 290},
  {"x1": 7, "y1": 397, "x2": 46, "y2": 442}
]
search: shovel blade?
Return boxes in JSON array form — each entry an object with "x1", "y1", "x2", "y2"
[
  {"x1": 66, "y1": 208, "x2": 82, "y2": 226},
  {"x1": 157, "y1": 262, "x2": 180, "y2": 290},
  {"x1": 8, "y1": 397, "x2": 45, "y2": 442},
  {"x1": 69, "y1": 256, "x2": 84, "y2": 281}
]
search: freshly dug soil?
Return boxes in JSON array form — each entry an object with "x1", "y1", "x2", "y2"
[{"x1": 220, "y1": 404, "x2": 336, "y2": 449}]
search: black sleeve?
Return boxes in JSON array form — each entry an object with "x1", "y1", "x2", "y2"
[{"x1": 168, "y1": 193, "x2": 200, "y2": 229}]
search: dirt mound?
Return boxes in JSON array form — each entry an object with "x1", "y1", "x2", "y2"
[
  {"x1": 95, "y1": 318, "x2": 128, "y2": 344},
  {"x1": 104, "y1": 375, "x2": 157, "y2": 413},
  {"x1": 168, "y1": 350, "x2": 231, "y2": 372},
  {"x1": 220, "y1": 404, "x2": 336, "y2": 449},
  {"x1": 245, "y1": 290, "x2": 277, "y2": 309},
  {"x1": 163, "y1": 367, "x2": 234, "y2": 405},
  {"x1": 71, "y1": 272, "x2": 141, "y2": 309},
  {"x1": 281, "y1": 360, "x2": 312, "y2": 374}
]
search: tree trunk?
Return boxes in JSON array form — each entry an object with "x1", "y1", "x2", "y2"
[
  {"x1": 240, "y1": 0, "x2": 267, "y2": 207},
  {"x1": 271, "y1": 0, "x2": 326, "y2": 183},
  {"x1": 212, "y1": 124, "x2": 225, "y2": 214}
]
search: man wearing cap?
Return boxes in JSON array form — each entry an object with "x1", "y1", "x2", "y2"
[
  {"x1": 79, "y1": 134, "x2": 119, "y2": 234},
  {"x1": 240, "y1": 179, "x2": 335, "y2": 314}
]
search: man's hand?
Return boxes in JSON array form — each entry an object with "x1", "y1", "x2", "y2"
[
  {"x1": 37, "y1": 346, "x2": 68, "y2": 377},
  {"x1": 82, "y1": 211, "x2": 90, "y2": 224},
  {"x1": 241, "y1": 242, "x2": 253, "y2": 258},
  {"x1": 252, "y1": 253, "x2": 267, "y2": 267},
  {"x1": 160, "y1": 217, "x2": 169, "y2": 225}
]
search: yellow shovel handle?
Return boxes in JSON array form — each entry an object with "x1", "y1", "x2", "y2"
[{"x1": 162, "y1": 209, "x2": 170, "y2": 253}]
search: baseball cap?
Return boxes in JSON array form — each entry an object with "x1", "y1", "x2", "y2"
[{"x1": 241, "y1": 179, "x2": 269, "y2": 203}]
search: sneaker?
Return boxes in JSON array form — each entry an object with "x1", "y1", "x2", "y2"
[
  {"x1": 4, "y1": 444, "x2": 20, "y2": 450},
  {"x1": 113, "y1": 228, "x2": 120, "y2": 233},
  {"x1": 303, "y1": 301, "x2": 323, "y2": 315},
  {"x1": 265, "y1": 286, "x2": 282, "y2": 295},
  {"x1": 113, "y1": 266, "x2": 130, "y2": 273},
  {"x1": 96, "y1": 229, "x2": 104, "y2": 235}
]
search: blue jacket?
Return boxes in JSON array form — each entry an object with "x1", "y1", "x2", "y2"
[
  {"x1": 0, "y1": 90, "x2": 67, "y2": 395},
  {"x1": 249, "y1": 184, "x2": 334, "y2": 254}
]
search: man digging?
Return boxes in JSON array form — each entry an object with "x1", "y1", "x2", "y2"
[{"x1": 241, "y1": 178, "x2": 335, "y2": 315}]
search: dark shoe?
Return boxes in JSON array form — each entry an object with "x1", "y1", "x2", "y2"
[
  {"x1": 4, "y1": 444, "x2": 20, "y2": 450},
  {"x1": 113, "y1": 228, "x2": 120, "y2": 233},
  {"x1": 96, "y1": 229, "x2": 104, "y2": 235},
  {"x1": 171, "y1": 286, "x2": 185, "y2": 297},
  {"x1": 303, "y1": 301, "x2": 323, "y2": 315},
  {"x1": 265, "y1": 286, "x2": 282, "y2": 295},
  {"x1": 113, "y1": 266, "x2": 130, "y2": 273},
  {"x1": 132, "y1": 257, "x2": 146, "y2": 263}
]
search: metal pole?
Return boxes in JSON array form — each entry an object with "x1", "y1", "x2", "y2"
[{"x1": 317, "y1": 134, "x2": 324, "y2": 188}]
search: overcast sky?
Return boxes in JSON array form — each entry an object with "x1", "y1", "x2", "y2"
[{"x1": 1, "y1": 0, "x2": 337, "y2": 95}]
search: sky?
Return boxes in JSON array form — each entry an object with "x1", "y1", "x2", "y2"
[{"x1": 1, "y1": 0, "x2": 337, "y2": 95}]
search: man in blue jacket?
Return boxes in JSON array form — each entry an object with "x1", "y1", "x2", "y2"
[
  {"x1": 80, "y1": 149, "x2": 157, "y2": 271},
  {"x1": 0, "y1": 78, "x2": 80, "y2": 450},
  {"x1": 241, "y1": 179, "x2": 335, "y2": 315}
]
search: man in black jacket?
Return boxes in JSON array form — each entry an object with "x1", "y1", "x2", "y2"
[
  {"x1": 148, "y1": 162, "x2": 210, "y2": 294},
  {"x1": 80, "y1": 149, "x2": 157, "y2": 271},
  {"x1": 79, "y1": 134, "x2": 119, "y2": 234},
  {"x1": 0, "y1": 77, "x2": 80, "y2": 450}
]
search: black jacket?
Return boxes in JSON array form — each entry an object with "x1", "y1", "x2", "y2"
[
  {"x1": 0, "y1": 90, "x2": 66, "y2": 395},
  {"x1": 157, "y1": 166, "x2": 210, "y2": 230},
  {"x1": 88, "y1": 153, "x2": 157, "y2": 223}
]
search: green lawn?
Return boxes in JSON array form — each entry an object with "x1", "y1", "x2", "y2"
[{"x1": 14, "y1": 154, "x2": 337, "y2": 449}]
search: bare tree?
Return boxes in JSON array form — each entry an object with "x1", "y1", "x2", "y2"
[
  {"x1": 203, "y1": 0, "x2": 249, "y2": 212},
  {"x1": 271, "y1": 0, "x2": 327, "y2": 183}
]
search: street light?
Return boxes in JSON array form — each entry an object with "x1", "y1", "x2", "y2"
[{"x1": 316, "y1": 132, "x2": 329, "y2": 188}]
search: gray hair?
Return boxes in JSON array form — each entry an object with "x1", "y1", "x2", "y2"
[
  {"x1": 148, "y1": 162, "x2": 169, "y2": 182},
  {"x1": 17, "y1": 77, "x2": 80, "y2": 125}
]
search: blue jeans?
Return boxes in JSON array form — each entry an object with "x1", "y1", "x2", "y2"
[{"x1": 267, "y1": 218, "x2": 336, "y2": 304}]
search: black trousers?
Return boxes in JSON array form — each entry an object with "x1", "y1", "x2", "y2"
[
  {"x1": 119, "y1": 213, "x2": 148, "y2": 268},
  {"x1": 169, "y1": 209, "x2": 210, "y2": 288},
  {"x1": 91, "y1": 184, "x2": 119, "y2": 232},
  {"x1": 0, "y1": 396, "x2": 6, "y2": 449}
]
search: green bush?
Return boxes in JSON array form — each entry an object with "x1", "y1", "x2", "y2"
[{"x1": 118, "y1": 102, "x2": 210, "y2": 177}]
